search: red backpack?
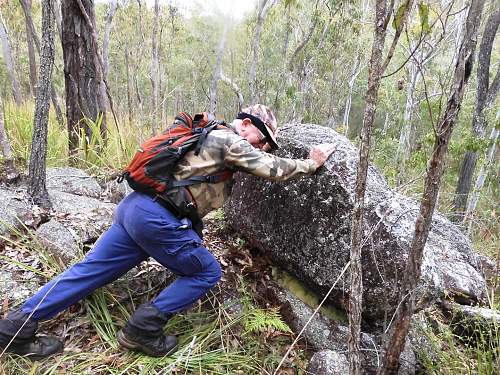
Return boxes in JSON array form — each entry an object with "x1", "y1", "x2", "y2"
[{"x1": 119, "y1": 112, "x2": 232, "y2": 197}]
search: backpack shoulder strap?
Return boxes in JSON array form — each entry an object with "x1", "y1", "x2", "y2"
[{"x1": 193, "y1": 120, "x2": 227, "y2": 156}]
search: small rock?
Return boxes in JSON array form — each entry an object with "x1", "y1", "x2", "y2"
[
  {"x1": 307, "y1": 350, "x2": 349, "y2": 375},
  {"x1": 102, "y1": 178, "x2": 132, "y2": 203},
  {"x1": 0, "y1": 187, "x2": 34, "y2": 243},
  {"x1": 266, "y1": 283, "x2": 415, "y2": 374},
  {"x1": 35, "y1": 219, "x2": 80, "y2": 266}
]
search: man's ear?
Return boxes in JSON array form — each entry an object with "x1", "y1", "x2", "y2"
[{"x1": 241, "y1": 118, "x2": 253, "y2": 128}]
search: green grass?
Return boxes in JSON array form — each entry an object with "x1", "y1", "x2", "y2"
[
  {"x1": 0, "y1": 220, "x2": 302, "y2": 375},
  {"x1": 1, "y1": 99, "x2": 498, "y2": 374},
  {"x1": 0, "y1": 285, "x2": 298, "y2": 374},
  {"x1": 415, "y1": 310, "x2": 499, "y2": 375}
]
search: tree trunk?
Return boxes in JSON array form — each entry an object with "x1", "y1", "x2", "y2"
[
  {"x1": 396, "y1": 63, "x2": 419, "y2": 185},
  {"x1": 20, "y1": 0, "x2": 38, "y2": 98},
  {"x1": 348, "y1": 1, "x2": 389, "y2": 373},
  {"x1": 103, "y1": 0, "x2": 117, "y2": 82},
  {"x1": 221, "y1": 72, "x2": 244, "y2": 111},
  {"x1": 19, "y1": 0, "x2": 64, "y2": 129},
  {"x1": 53, "y1": 0, "x2": 62, "y2": 42},
  {"x1": 150, "y1": 0, "x2": 160, "y2": 135},
  {"x1": 0, "y1": 13, "x2": 22, "y2": 106},
  {"x1": 125, "y1": 47, "x2": 133, "y2": 124},
  {"x1": 343, "y1": 0, "x2": 369, "y2": 136},
  {"x1": 28, "y1": 0, "x2": 55, "y2": 209},
  {"x1": 0, "y1": 93, "x2": 12, "y2": 159},
  {"x1": 466, "y1": 112, "x2": 499, "y2": 230},
  {"x1": 453, "y1": 6, "x2": 499, "y2": 221},
  {"x1": 209, "y1": 25, "x2": 228, "y2": 116},
  {"x1": 378, "y1": 0, "x2": 485, "y2": 373},
  {"x1": 62, "y1": 0, "x2": 106, "y2": 161},
  {"x1": 248, "y1": 0, "x2": 270, "y2": 104}
]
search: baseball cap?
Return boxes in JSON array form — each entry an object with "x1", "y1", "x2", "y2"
[{"x1": 237, "y1": 104, "x2": 279, "y2": 150}]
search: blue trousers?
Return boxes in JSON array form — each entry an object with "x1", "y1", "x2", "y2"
[{"x1": 22, "y1": 192, "x2": 221, "y2": 321}]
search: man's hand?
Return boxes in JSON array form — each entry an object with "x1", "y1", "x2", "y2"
[{"x1": 309, "y1": 143, "x2": 335, "y2": 168}]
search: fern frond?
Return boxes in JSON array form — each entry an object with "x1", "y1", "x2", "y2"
[{"x1": 244, "y1": 308, "x2": 292, "y2": 334}]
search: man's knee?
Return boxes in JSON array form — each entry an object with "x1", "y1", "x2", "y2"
[
  {"x1": 205, "y1": 259, "x2": 221, "y2": 287},
  {"x1": 192, "y1": 247, "x2": 221, "y2": 287}
]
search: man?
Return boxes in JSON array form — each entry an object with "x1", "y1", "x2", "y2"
[{"x1": 0, "y1": 104, "x2": 334, "y2": 359}]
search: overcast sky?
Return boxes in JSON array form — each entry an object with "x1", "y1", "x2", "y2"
[{"x1": 138, "y1": 0, "x2": 258, "y2": 21}]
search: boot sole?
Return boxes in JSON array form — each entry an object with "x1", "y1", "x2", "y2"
[
  {"x1": 117, "y1": 330, "x2": 177, "y2": 357},
  {"x1": 2, "y1": 340, "x2": 64, "y2": 361}
]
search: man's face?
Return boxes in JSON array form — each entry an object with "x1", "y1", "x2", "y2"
[{"x1": 239, "y1": 119, "x2": 268, "y2": 150}]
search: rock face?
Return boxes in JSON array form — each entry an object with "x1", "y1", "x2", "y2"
[
  {"x1": 307, "y1": 350, "x2": 349, "y2": 375},
  {"x1": 35, "y1": 219, "x2": 80, "y2": 265},
  {"x1": 267, "y1": 284, "x2": 415, "y2": 375},
  {"x1": 225, "y1": 124, "x2": 487, "y2": 323},
  {"x1": 46, "y1": 167, "x2": 102, "y2": 198},
  {"x1": 0, "y1": 187, "x2": 36, "y2": 243},
  {"x1": 1, "y1": 169, "x2": 116, "y2": 305},
  {"x1": 48, "y1": 190, "x2": 115, "y2": 244}
]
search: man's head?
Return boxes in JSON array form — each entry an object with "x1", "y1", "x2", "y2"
[{"x1": 233, "y1": 104, "x2": 279, "y2": 151}]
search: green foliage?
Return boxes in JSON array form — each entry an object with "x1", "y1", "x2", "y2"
[
  {"x1": 212, "y1": 208, "x2": 226, "y2": 221},
  {"x1": 0, "y1": 233, "x2": 301, "y2": 374},
  {"x1": 416, "y1": 313, "x2": 499, "y2": 375},
  {"x1": 243, "y1": 308, "x2": 292, "y2": 334},
  {"x1": 392, "y1": 0, "x2": 410, "y2": 31},
  {"x1": 3, "y1": 101, "x2": 67, "y2": 167},
  {"x1": 418, "y1": 2, "x2": 431, "y2": 34}
]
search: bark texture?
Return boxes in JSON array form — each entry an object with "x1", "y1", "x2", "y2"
[
  {"x1": 19, "y1": 0, "x2": 64, "y2": 128},
  {"x1": 209, "y1": 25, "x2": 228, "y2": 116},
  {"x1": 453, "y1": 5, "x2": 500, "y2": 221},
  {"x1": 0, "y1": 14, "x2": 22, "y2": 106},
  {"x1": 378, "y1": 0, "x2": 485, "y2": 373},
  {"x1": 248, "y1": 0, "x2": 270, "y2": 103},
  {"x1": 0, "y1": 93, "x2": 12, "y2": 159},
  {"x1": 347, "y1": 1, "x2": 390, "y2": 373},
  {"x1": 62, "y1": 0, "x2": 107, "y2": 159},
  {"x1": 103, "y1": 0, "x2": 117, "y2": 81},
  {"x1": 28, "y1": 0, "x2": 55, "y2": 209}
]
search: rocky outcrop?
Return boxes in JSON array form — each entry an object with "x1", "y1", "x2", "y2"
[
  {"x1": 48, "y1": 190, "x2": 115, "y2": 244},
  {"x1": 46, "y1": 167, "x2": 102, "y2": 198},
  {"x1": 307, "y1": 350, "x2": 349, "y2": 375},
  {"x1": 267, "y1": 284, "x2": 416, "y2": 375},
  {"x1": 35, "y1": 219, "x2": 80, "y2": 266},
  {"x1": 0, "y1": 187, "x2": 37, "y2": 243},
  {"x1": 1, "y1": 169, "x2": 115, "y2": 304},
  {"x1": 225, "y1": 124, "x2": 487, "y2": 324}
]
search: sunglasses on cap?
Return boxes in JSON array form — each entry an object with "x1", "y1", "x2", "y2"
[{"x1": 236, "y1": 112, "x2": 279, "y2": 150}]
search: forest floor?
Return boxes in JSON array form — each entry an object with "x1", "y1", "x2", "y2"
[{"x1": 0, "y1": 209, "x2": 311, "y2": 375}]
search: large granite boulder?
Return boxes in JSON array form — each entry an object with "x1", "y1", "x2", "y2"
[{"x1": 225, "y1": 124, "x2": 487, "y2": 324}]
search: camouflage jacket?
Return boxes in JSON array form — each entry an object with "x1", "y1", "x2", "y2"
[{"x1": 174, "y1": 124, "x2": 318, "y2": 218}]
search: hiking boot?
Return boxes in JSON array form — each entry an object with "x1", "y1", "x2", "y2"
[
  {"x1": 3, "y1": 336, "x2": 64, "y2": 360},
  {"x1": 117, "y1": 303, "x2": 177, "y2": 357},
  {"x1": 0, "y1": 308, "x2": 63, "y2": 360},
  {"x1": 117, "y1": 328, "x2": 177, "y2": 357}
]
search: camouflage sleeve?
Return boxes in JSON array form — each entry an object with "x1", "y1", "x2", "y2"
[{"x1": 224, "y1": 139, "x2": 318, "y2": 181}]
